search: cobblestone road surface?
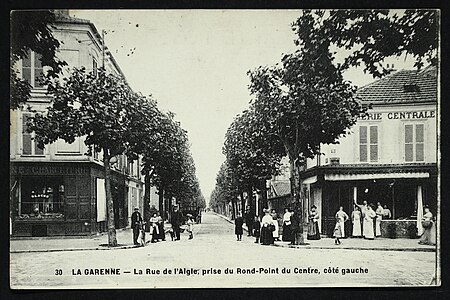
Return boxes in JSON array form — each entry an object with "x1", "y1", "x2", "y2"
[{"x1": 10, "y1": 212, "x2": 437, "y2": 288}]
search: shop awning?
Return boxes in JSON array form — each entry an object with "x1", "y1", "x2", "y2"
[{"x1": 324, "y1": 172, "x2": 430, "y2": 181}]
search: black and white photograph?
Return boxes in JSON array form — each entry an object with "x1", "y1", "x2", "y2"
[{"x1": 9, "y1": 9, "x2": 440, "y2": 289}]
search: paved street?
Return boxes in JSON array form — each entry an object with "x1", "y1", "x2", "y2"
[{"x1": 10, "y1": 212, "x2": 437, "y2": 288}]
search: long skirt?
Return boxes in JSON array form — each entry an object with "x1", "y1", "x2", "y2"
[
  {"x1": 419, "y1": 222, "x2": 436, "y2": 245},
  {"x1": 282, "y1": 223, "x2": 291, "y2": 241},
  {"x1": 272, "y1": 220, "x2": 279, "y2": 239},
  {"x1": 363, "y1": 218, "x2": 374, "y2": 239},
  {"x1": 307, "y1": 221, "x2": 321, "y2": 240},
  {"x1": 235, "y1": 226, "x2": 243, "y2": 235},
  {"x1": 375, "y1": 217, "x2": 382, "y2": 237},
  {"x1": 352, "y1": 220, "x2": 362, "y2": 237},
  {"x1": 261, "y1": 226, "x2": 274, "y2": 245}
]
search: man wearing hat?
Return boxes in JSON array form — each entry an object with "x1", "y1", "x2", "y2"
[
  {"x1": 171, "y1": 206, "x2": 183, "y2": 241},
  {"x1": 131, "y1": 206, "x2": 143, "y2": 245}
]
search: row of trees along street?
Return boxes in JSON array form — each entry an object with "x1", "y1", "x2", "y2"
[
  {"x1": 10, "y1": 10, "x2": 206, "y2": 247},
  {"x1": 210, "y1": 9, "x2": 438, "y2": 244}
]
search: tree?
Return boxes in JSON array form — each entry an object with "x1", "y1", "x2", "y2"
[
  {"x1": 29, "y1": 67, "x2": 145, "y2": 247},
  {"x1": 10, "y1": 10, "x2": 66, "y2": 109},
  {"x1": 292, "y1": 10, "x2": 438, "y2": 78},
  {"x1": 245, "y1": 9, "x2": 438, "y2": 244},
  {"x1": 223, "y1": 108, "x2": 285, "y2": 216}
]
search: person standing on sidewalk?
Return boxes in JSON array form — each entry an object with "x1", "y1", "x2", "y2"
[
  {"x1": 419, "y1": 205, "x2": 436, "y2": 245},
  {"x1": 375, "y1": 202, "x2": 384, "y2": 237},
  {"x1": 282, "y1": 207, "x2": 292, "y2": 242},
  {"x1": 261, "y1": 209, "x2": 275, "y2": 245},
  {"x1": 171, "y1": 206, "x2": 183, "y2": 241},
  {"x1": 271, "y1": 209, "x2": 280, "y2": 242},
  {"x1": 307, "y1": 205, "x2": 321, "y2": 240},
  {"x1": 131, "y1": 207, "x2": 143, "y2": 245},
  {"x1": 351, "y1": 205, "x2": 362, "y2": 238},
  {"x1": 235, "y1": 213, "x2": 244, "y2": 241},
  {"x1": 149, "y1": 212, "x2": 160, "y2": 243},
  {"x1": 157, "y1": 212, "x2": 165, "y2": 241},
  {"x1": 354, "y1": 199, "x2": 369, "y2": 234},
  {"x1": 289, "y1": 208, "x2": 301, "y2": 245},
  {"x1": 363, "y1": 204, "x2": 376, "y2": 240},
  {"x1": 252, "y1": 215, "x2": 261, "y2": 243},
  {"x1": 335, "y1": 206, "x2": 349, "y2": 238},
  {"x1": 186, "y1": 214, "x2": 195, "y2": 240},
  {"x1": 244, "y1": 206, "x2": 254, "y2": 237}
]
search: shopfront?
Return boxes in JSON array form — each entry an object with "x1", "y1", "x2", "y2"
[
  {"x1": 10, "y1": 162, "x2": 128, "y2": 237},
  {"x1": 301, "y1": 164, "x2": 437, "y2": 238}
]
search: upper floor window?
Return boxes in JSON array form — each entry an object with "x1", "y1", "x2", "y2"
[
  {"x1": 22, "y1": 50, "x2": 44, "y2": 89},
  {"x1": 359, "y1": 125, "x2": 378, "y2": 162},
  {"x1": 22, "y1": 113, "x2": 44, "y2": 155},
  {"x1": 405, "y1": 124, "x2": 424, "y2": 162}
]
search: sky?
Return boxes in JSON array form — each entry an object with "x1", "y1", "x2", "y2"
[{"x1": 71, "y1": 10, "x2": 415, "y2": 205}]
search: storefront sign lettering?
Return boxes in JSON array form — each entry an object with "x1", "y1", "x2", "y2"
[
  {"x1": 358, "y1": 110, "x2": 435, "y2": 120},
  {"x1": 11, "y1": 165, "x2": 89, "y2": 175}
]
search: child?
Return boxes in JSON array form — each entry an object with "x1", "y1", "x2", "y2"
[
  {"x1": 186, "y1": 214, "x2": 194, "y2": 240},
  {"x1": 252, "y1": 216, "x2": 261, "y2": 243},
  {"x1": 333, "y1": 220, "x2": 342, "y2": 245}
]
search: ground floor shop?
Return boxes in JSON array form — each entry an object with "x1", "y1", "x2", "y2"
[
  {"x1": 300, "y1": 164, "x2": 438, "y2": 238},
  {"x1": 10, "y1": 162, "x2": 139, "y2": 237}
]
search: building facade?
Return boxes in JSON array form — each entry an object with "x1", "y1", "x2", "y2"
[
  {"x1": 10, "y1": 12, "x2": 145, "y2": 237},
  {"x1": 299, "y1": 66, "x2": 438, "y2": 237}
]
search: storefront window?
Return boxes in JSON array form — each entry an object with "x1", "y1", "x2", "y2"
[{"x1": 19, "y1": 177, "x2": 64, "y2": 219}]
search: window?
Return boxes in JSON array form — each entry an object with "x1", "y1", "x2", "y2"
[
  {"x1": 19, "y1": 177, "x2": 65, "y2": 218},
  {"x1": 22, "y1": 113, "x2": 44, "y2": 155},
  {"x1": 405, "y1": 124, "x2": 425, "y2": 162},
  {"x1": 359, "y1": 125, "x2": 378, "y2": 162},
  {"x1": 21, "y1": 50, "x2": 44, "y2": 88}
]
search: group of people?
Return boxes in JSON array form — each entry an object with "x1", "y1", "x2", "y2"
[
  {"x1": 130, "y1": 206, "x2": 198, "y2": 246},
  {"x1": 234, "y1": 202, "x2": 436, "y2": 246},
  {"x1": 235, "y1": 206, "x2": 302, "y2": 245}
]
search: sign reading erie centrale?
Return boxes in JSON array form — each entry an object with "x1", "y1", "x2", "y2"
[{"x1": 358, "y1": 110, "x2": 436, "y2": 121}]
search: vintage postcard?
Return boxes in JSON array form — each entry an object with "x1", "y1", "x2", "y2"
[{"x1": 9, "y1": 9, "x2": 440, "y2": 289}]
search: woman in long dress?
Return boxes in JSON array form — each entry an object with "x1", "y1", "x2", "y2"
[
  {"x1": 335, "y1": 206, "x2": 349, "y2": 238},
  {"x1": 419, "y1": 206, "x2": 436, "y2": 245},
  {"x1": 375, "y1": 202, "x2": 384, "y2": 237},
  {"x1": 149, "y1": 213, "x2": 160, "y2": 243},
  {"x1": 351, "y1": 205, "x2": 362, "y2": 237},
  {"x1": 271, "y1": 209, "x2": 280, "y2": 242},
  {"x1": 261, "y1": 209, "x2": 274, "y2": 245},
  {"x1": 282, "y1": 208, "x2": 292, "y2": 242},
  {"x1": 363, "y1": 204, "x2": 376, "y2": 240},
  {"x1": 307, "y1": 205, "x2": 321, "y2": 240}
]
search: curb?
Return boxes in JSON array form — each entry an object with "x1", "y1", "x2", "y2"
[
  {"x1": 272, "y1": 242, "x2": 436, "y2": 252},
  {"x1": 11, "y1": 244, "x2": 141, "y2": 254}
]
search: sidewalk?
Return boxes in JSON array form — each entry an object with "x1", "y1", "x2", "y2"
[
  {"x1": 213, "y1": 212, "x2": 436, "y2": 252},
  {"x1": 11, "y1": 227, "x2": 141, "y2": 253}
]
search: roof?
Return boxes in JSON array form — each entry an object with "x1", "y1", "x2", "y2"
[
  {"x1": 355, "y1": 66, "x2": 437, "y2": 105},
  {"x1": 269, "y1": 180, "x2": 291, "y2": 198}
]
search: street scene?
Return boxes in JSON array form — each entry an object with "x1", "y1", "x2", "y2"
[
  {"x1": 9, "y1": 9, "x2": 439, "y2": 289},
  {"x1": 10, "y1": 212, "x2": 437, "y2": 288}
]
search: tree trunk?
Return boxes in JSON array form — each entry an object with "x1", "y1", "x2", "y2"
[
  {"x1": 143, "y1": 170, "x2": 151, "y2": 226},
  {"x1": 158, "y1": 185, "x2": 164, "y2": 219},
  {"x1": 231, "y1": 199, "x2": 236, "y2": 220},
  {"x1": 289, "y1": 157, "x2": 304, "y2": 245},
  {"x1": 104, "y1": 148, "x2": 118, "y2": 247},
  {"x1": 241, "y1": 191, "x2": 246, "y2": 215},
  {"x1": 260, "y1": 180, "x2": 268, "y2": 212}
]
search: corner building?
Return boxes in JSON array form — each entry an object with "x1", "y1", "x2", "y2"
[
  {"x1": 299, "y1": 66, "x2": 438, "y2": 238},
  {"x1": 10, "y1": 12, "x2": 145, "y2": 236}
]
